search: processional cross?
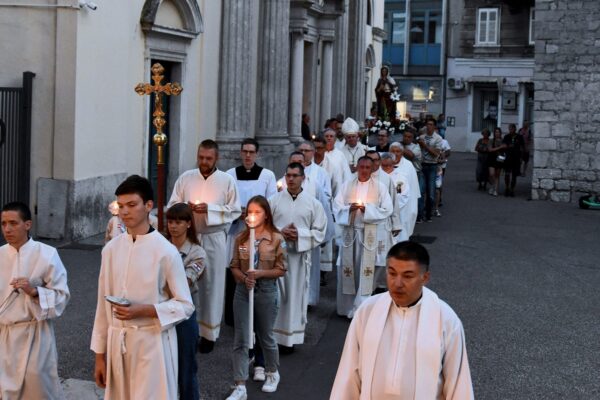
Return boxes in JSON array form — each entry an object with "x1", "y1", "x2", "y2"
[{"x1": 135, "y1": 63, "x2": 183, "y2": 231}]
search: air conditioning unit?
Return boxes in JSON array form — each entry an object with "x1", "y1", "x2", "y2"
[{"x1": 447, "y1": 77, "x2": 465, "y2": 90}]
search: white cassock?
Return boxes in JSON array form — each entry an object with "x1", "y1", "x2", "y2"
[
  {"x1": 334, "y1": 138, "x2": 346, "y2": 150},
  {"x1": 371, "y1": 169, "x2": 402, "y2": 289},
  {"x1": 333, "y1": 178, "x2": 393, "y2": 318},
  {"x1": 395, "y1": 157, "x2": 420, "y2": 237},
  {"x1": 226, "y1": 165, "x2": 277, "y2": 262},
  {"x1": 330, "y1": 289, "x2": 474, "y2": 400},
  {"x1": 339, "y1": 144, "x2": 368, "y2": 171},
  {"x1": 304, "y1": 163, "x2": 334, "y2": 305},
  {"x1": 168, "y1": 168, "x2": 241, "y2": 340},
  {"x1": 385, "y1": 168, "x2": 411, "y2": 242},
  {"x1": 91, "y1": 231, "x2": 194, "y2": 400},
  {"x1": 268, "y1": 190, "x2": 327, "y2": 346},
  {"x1": 0, "y1": 239, "x2": 69, "y2": 400}
]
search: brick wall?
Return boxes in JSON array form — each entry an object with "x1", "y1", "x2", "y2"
[{"x1": 532, "y1": 0, "x2": 600, "y2": 202}]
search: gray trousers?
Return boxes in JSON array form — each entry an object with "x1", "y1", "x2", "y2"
[{"x1": 232, "y1": 280, "x2": 280, "y2": 381}]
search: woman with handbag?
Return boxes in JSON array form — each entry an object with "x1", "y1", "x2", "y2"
[{"x1": 487, "y1": 127, "x2": 507, "y2": 196}]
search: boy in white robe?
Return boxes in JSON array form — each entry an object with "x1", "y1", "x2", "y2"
[
  {"x1": 168, "y1": 139, "x2": 242, "y2": 350},
  {"x1": 0, "y1": 202, "x2": 70, "y2": 400},
  {"x1": 91, "y1": 175, "x2": 194, "y2": 399},
  {"x1": 333, "y1": 156, "x2": 393, "y2": 318},
  {"x1": 269, "y1": 162, "x2": 327, "y2": 349},
  {"x1": 330, "y1": 241, "x2": 474, "y2": 400}
]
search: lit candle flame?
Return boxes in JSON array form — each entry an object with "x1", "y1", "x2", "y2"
[
  {"x1": 194, "y1": 200, "x2": 201, "y2": 205},
  {"x1": 311, "y1": 134, "x2": 316, "y2": 140},
  {"x1": 356, "y1": 199, "x2": 363, "y2": 206},
  {"x1": 108, "y1": 201, "x2": 119, "y2": 216},
  {"x1": 277, "y1": 181, "x2": 283, "y2": 191},
  {"x1": 247, "y1": 214, "x2": 257, "y2": 228}
]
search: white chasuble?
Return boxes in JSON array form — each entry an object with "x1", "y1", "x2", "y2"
[
  {"x1": 333, "y1": 178, "x2": 393, "y2": 318},
  {"x1": 168, "y1": 168, "x2": 241, "y2": 340},
  {"x1": 0, "y1": 239, "x2": 70, "y2": 400},
  {"x1": 268, "y1": 190, "x2": 327, "y2": 346},
  {"x1": 91, "y1": 231, "x2": 194, "y2": 400},
  {"x1": 330, "y1": 289, "x2": 474, "y2": 400}
]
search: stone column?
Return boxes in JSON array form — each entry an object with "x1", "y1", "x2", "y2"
[
  {"x1": 346, "y1": 0, "x2": 367, "y2": 120},
  {"x1": 217, "y1": 0, "x2": 259, "y2": 168},
  {"x1": 288, "y1": 31, "x2": 304, "y2": 142},
  {"x1": 256, "y1": 0, "x2": 291, "y2": 144},
  {"x1": 320, "y1": 39, "x2": 334, "y2": 128},
  {"x1": 332, "y1": 1, "x2": 349, "y2": 116}
]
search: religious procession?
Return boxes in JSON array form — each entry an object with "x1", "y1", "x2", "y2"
[{"x1": 2, "y1": 1, "x2": 599, "y2": 400}]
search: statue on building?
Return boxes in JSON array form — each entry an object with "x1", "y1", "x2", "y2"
[{"x1": 375, "y1": 65, "x2": 397, "y2": 120}]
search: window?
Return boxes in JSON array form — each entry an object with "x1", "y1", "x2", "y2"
[
  {"x1": 392, "y1": 12, "x2": 406, "y2": 44},
  {"x1": 476, "y1": 8, "x2": 499, "y2": 46},
  {"x1": 529, "y1": 8, "x2": 535, "y2": 45}
]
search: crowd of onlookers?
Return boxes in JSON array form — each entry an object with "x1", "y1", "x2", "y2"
[{"x1": 475, "y1": 122, "x2": 532, "y2": 197}]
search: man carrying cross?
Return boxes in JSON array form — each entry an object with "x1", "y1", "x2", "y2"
[{"x1": 333, "y1": 156, "x2": 393, "y2": 318}]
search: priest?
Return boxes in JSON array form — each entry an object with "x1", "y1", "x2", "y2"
[
  {"x1": 381, "y1": 152, "x2": 412, "y2": 242},
  {"x1": 269, "y1": 162, "x2": 327, "y2": 350},
  {"x1": 333, "y1": 156, "x2": 393, "y2": 318},
  {"x1": 330, "y1": 241, "x2": 474, "y2": 399},
  {"x1": 168, "y1": 139, "x2": 241, "y2": 351},
  {"x1": 0, "y1": 202, "x2": 70, "y2": 399},
  {"x1": 390, "y1": 142, "x2": 420, "y2": 237},
  {"x1": 339, "y1": 118, "x2": 368, "y2": 174},
  {"x1": 92, "y1": 175, "x2": 194, "y2": 399}
]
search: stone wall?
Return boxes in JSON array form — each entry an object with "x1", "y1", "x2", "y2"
[{"x1": 532, "y1": 0, "x2": 600, "y2": 202}]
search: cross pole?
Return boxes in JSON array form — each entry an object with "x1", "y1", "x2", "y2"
[{"x1": 135, "y1": 63, "x2": 182, "y2": 231}]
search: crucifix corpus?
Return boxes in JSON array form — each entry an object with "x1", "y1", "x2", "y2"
[{"x1": 135, "y1": 63, "x2": 182, "y2": 231}]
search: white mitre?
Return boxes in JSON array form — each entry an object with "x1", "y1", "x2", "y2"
[{"x1": 341, "y1": 117, "x2": 360, "y2": 134}]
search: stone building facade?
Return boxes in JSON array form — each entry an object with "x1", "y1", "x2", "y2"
[
  {"x1": 0, "y1": 0, "x2": 384, "y2": 241},
  {"x1": 532, "y1": 0, "x2": 600, "y2": 202}
]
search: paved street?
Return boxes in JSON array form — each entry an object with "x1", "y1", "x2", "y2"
[{"x1": 52, "y1": 152, "x2": 599, "y2": 399}]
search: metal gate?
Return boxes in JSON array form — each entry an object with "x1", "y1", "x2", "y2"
[{"x1": 0, "y1": 72, "x2": 34, "y2": 207}]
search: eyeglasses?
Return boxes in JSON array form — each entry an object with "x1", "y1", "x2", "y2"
[
  {"x1": 285, "y1": 173, "x2": 303, "y2": 179},
  {"x1": 241, "y1": 150, "x2": 257, "y2": 155}
]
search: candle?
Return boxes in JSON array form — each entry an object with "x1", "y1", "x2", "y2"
[
  {"x1": 108, "y1": 201, "x2": 119, "y2": 216},
  {"x1": 247, "y1": 214, "x2": 256, "y2": 349},
  {"x1": 194, "y1": 200, "x2": 201, "y2": 205},
  {"x1": 311, "y1": 134, "x2": 316, "y2": 140},
  {"x1": 356, "y1": 199, "x2": 363, "y2": 207},
  {"x1": 277, "y1": 181, "x2": 283, "y2": 191}
]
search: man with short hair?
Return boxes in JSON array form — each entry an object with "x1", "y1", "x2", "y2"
[
  {"x1": 333, "y1": 156, "x2": 393, "y2": 318},
  {"x1": 92, "y1": 175, "x2": 194, "y2": 399},
  {"x1": 330, "y1": 241, "x2": 474, "y2": 399},
  {"x1": 169, "y1": 139, "x2": 242, "y2": 351},
  {"x1": 269, "y1": 163, "x2": 327, "y2": 349},
  {"x1": 1, "y1": 202, "x2": 70, "y2": 399},
  {"x1": 375, "y1": 129, "x2": 391, "y2": 153},
  {"x1": 417, "y1": 118, "x2": 443, "y2": 222},
  {"x1": 340, "y1": 118, "x2": 368, "y2": 174},
  {"x1": 322, "y1": 129, "x2": 352, "y2": 190},
  {"x1": 389, "y1": 143, "x2": 420, "y2": 238}
]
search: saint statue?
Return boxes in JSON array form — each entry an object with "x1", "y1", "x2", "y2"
[{"x1": 375, "y1": 66, "x2": 397, "y2": 120}]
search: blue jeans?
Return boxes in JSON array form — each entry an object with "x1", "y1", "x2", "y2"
[
  {"x1": 421, "y1": 164, "x2": 438, "y2": 219},
  {"x1": 232, "y1": 280, "x2": 280, "y2": 381},
  {"x1": 417, "y1": 171, "x2": 425, "y2": 219},
  {"x1": 176, "y1": 309, "x2": 200, "y2": 400}
]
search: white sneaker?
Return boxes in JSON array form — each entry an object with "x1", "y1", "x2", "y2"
[
  {"x1": 226, "y1": 385, "x2": 247, "y2": 400},
  {"x1": 261, "y1": 371, "x2": 280, "y2": 393},
  {"x1": 253, "y1": 366, "x2": 266, "y2": 381}
]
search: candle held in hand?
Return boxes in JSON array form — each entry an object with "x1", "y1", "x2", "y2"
[{"x1": 108, "y1": 201, "x2": 119, "y2": 216}]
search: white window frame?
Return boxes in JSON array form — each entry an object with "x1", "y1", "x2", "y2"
[
  {"x1": 476, "y1": 8, "x2": 500, "y2": 46},
  {"x1": 529, "y1": 7, "x2": 535, "y2": 45}
]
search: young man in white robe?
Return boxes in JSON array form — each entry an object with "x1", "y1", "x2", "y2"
[
  {"x1": 297, "y1": 142, "x2": 335, "y2": 306},
  {"x1": 269, "y1": 162, "x2": 327, "y2": 350},
  {"x1": 168, "y1": 139, "x2": 242, "y2": 351},
  {"x1": 0, "y1": 202, "x2": 70, "y2": 400},
  {"x1": 391, "y1": 142, "x2": 420, "y2": 237},
  {"x1": 330, "y1": 241, "x2": 474, "y2": 400},
  {"x1": 333, "y1": 156, "x2": 393, "y2": 318},
  {"x1": 224, "y1": 138, "x2": 277, "y2": 326},
  {"x1": 339, "y1": 118, "x2": 368, "y2": 174},
  {"x1": 92, "y1": 175, "x2": 194, "y2": 399}
]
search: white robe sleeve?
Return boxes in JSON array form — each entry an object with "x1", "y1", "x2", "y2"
[
  {"x1": 91, "y1": 249, "x2": 110, "y2": 354},
  {"x1": 397, "y1": 181, "x2": 410, "y2": 209},
  {"x1": 333, "y1": 185, "x2": 351, "y2": 226},
  {"x1": 317, "y1": 185, "x2": 335, "y2": 243},
  {"x1": 363, "y1": 187, "x2": 393, "y2": 224},
  {"x1": 295, "y1": 199, "x2": 327, "y2": 253},
  {"x1": 153, "y1": 251, "x2": 195, "y2": 330},
  {"x1": 265, "y1": 170, "x2": 278, "y2": 199},
  {"x1": 330, "y1": 310, "x2": 363, "y2": 400},
  {"x1": 28, "y1": 249, "x2": 70, "y2": 321},
  {"x1": 386, "y1": 177, "x2": 402, "y2": 231},
  {"x1": 441, "y1": 321, "x2": 474, "y2": 399},
  {"x1": 206, "y1": 178, "x2": 242, "y2": 226},
  {"x1": 167, "y1": 175, "x2": 186, "y2": 207}
]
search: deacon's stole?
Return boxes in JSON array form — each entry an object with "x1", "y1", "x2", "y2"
[{"x1": 340, "y1": 179, "x2": 380, "y2": 296}]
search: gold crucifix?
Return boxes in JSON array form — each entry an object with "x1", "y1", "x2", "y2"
[{"x1": 134, "y1": 63, "x2": 182, "y2": 231}]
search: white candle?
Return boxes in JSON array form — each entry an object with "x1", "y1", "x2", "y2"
[{"x1": 247, "y1": 214, "x2": 256, "y2": 349}]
